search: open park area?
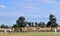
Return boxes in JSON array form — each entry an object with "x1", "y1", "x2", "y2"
[
  {"x1": 0, "y1": 32, "x2": 60, "y2": 36},
  {"x1": 1, "y1": 0, "x2": 60, "y2": 36}
]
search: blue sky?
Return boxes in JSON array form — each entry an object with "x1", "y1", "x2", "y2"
[{"x1": 0, "y1": 0, "x2": 60, "y2": 26}]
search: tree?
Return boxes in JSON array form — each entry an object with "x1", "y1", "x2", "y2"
[
  {"x1": 0, "y1": 24, "x2": 9, "y2": 28},
  {"x1": 31, "y1": 22, "x2": 34, "y2": 27},
  {"x1": 24, "y1": 21, "x2": 28, "y2": 27},
  {"x1": 35, "y1": 22, "x2": 38, "y2": 27},
  {"x1": 38, "y1": 22, "x2": 45, "y2": 28},
  {"x1": 5, "y1": 25, "x2": 9, "y2": 28},
  {"x1": 12, "y1": 24, "x2": 19, "y2": 31},
  {"x1": 28, "y1": 22, "x2": 32, "y2": 27},
  {"x1": 16, "y1": 16, "x2": 26, "y2": 32},
  {"x1": 46, "y1": 14, "x2": 58, "y2": 31},
  {"x1": 46, "y1": 21, "x2": 52, "y2": 27}
]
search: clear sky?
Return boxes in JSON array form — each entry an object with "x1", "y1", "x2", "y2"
[{"x1": 0, "y1": 0, "x2": 60, "y2": 26}]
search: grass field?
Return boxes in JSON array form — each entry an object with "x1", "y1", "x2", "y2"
[{"x1": 0, "y1": 32, "x2": 60, "y2": 36}]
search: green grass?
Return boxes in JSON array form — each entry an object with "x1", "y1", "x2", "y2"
[{"x1": 0, "y1": 32, "x2": 60, "y2": 36}]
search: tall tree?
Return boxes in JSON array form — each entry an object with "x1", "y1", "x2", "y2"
[
  {"x1": 46, "y1": 14, "x2": 58, "y2": 31},
  {"x1": 16, "y1": 16, "x2": 25, "y2": 32}
]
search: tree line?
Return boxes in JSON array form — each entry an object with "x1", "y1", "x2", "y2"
[
  {"x1": 12, "y1": 14, "x2": 59, "y2": 31},
  {"x1": 0, "y1": 14, "x2": 59, "y2": 31}
]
